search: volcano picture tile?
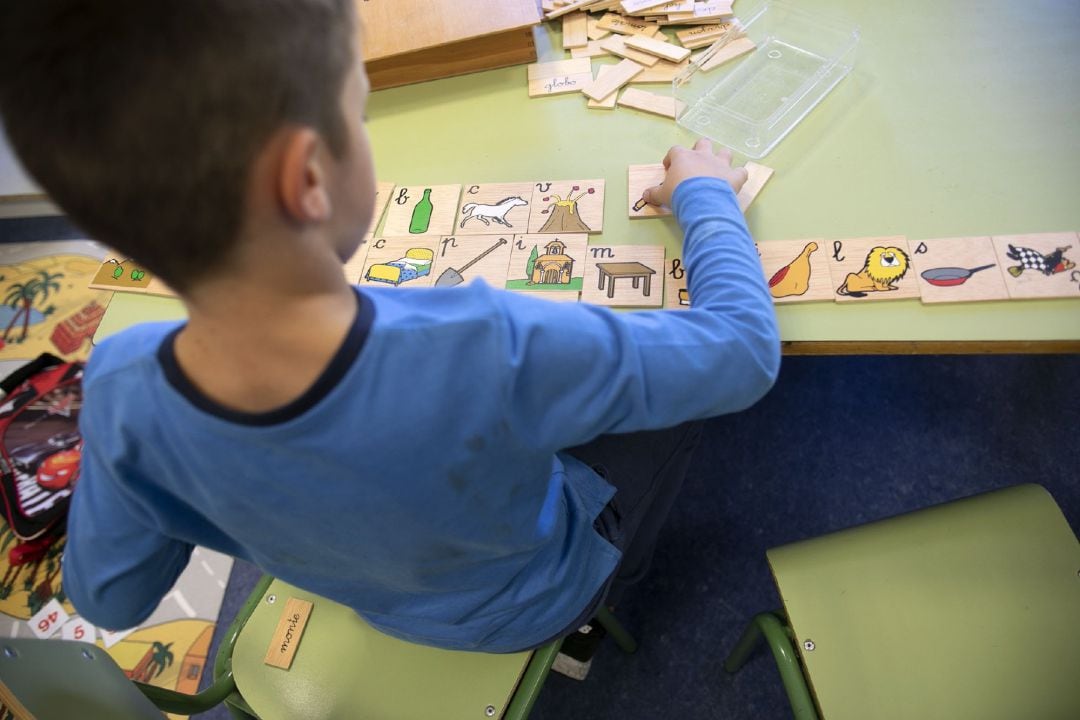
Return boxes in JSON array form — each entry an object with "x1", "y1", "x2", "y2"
[
  {"x1": 505, "y1": 234, "x2": 589, "y2": 294},
  {"x1": 357, "y1": 236, "x2": 441, "y2": 288},
  {"x1": 581, "y1": 244, "x2": 665, "y2": 308},
  {"x1": 758, "y1": 239, "x2": 833, "y2": 304},
  {"x1": 381, "y1": 185, "x2": 461, "y2": 237},
  {"x1": 827, "y1": 236, "x2": 921, "y2": 303},
  {"x1": 991, "y1": 232, "x2": 1080, "y2": 300},
  {"x1": 912, "y1": 237, "x2": 1010, "y2": 304},
  {"x1": 454, "y1": 183, "x2": 535, "y2": 236},
  {"x1": 430, "y1": 235, "x2": 514, "y2": 289},
  {"x1": 528, "y1": 180, "x2": 606, "y2": 234}
]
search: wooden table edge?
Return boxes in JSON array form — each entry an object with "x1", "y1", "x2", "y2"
[{"x1": 781, "y1": 340, "x2": 1080, "y2": 355}]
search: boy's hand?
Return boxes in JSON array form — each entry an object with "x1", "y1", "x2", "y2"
[{"x1": 641, "y1": 139, "x2": 748, "y2": 208}]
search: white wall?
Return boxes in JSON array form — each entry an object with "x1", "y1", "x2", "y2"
[{"x1": 1, "y1": 121, "x2": 59, "y2": 217}]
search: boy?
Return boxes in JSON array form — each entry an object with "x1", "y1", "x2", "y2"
[{"x1": 0, "y1": 0, "x2": 778, "y2": 677}]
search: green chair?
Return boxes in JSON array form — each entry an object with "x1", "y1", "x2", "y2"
[
  {"x1": 0, "y1": 577, "x2": 637, "y2": 719},
  {"x1": 724, "y1": 484, "x2": 1080, "y2": 720}
]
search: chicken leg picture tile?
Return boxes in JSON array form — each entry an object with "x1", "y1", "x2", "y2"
[
  {"x1": 990, "y1": 232, "x2": 1079, "y2": 300},
  {"x1": 912, "y1": 236, "x2": 1010, "y2": 304},
  {"x1": 758, "y1": 239, "x2": 832, "y2": 304},
  {"x1": 828, "y1": 236, "x2": 921, "y2": 303}
]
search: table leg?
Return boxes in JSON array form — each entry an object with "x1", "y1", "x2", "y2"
[
  {"x1": 599, "y1": 271, "x2": 606, "y2": 291},
  {"x1": 644, "y1": 275, "x2": 651, "y2": 297},
  {"x1": 633, "y1": 277, "x2": 640, "y2": 289},
  {"x1": 608, "y1": 276, "x2": 616, "y2": 298}
]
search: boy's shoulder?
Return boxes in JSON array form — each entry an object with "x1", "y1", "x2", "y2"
[{"x1": 86, "y1": 321, "x2": 183, "y2": 387}]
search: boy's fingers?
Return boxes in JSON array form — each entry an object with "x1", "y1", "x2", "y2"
[
  {"x1": 693, "y1": 138, "x2": 713, "y2": 153},
  {"x1": 661, "y1": 144, "x2": 685, "y2": 169},
  {"x1": 642, "y1": 185, "x2": 661, "y2": 205}
]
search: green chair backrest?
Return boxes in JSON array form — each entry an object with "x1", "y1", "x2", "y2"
[
  {"x1": 231, "y1": 579, "x2": 534, "y2": 720},
  {"x1": 0, "y1": 638, "x2": 165, "y2": 720},
  {"x1": 767, "y1": 484, "x2": 1080, "y2": 720}
]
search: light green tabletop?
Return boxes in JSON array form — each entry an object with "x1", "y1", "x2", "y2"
[{"x1": 94, "y1": 0, "x2": 1080, "y2": 349}]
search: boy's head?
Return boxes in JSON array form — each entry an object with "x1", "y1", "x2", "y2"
[{"x1": 0, "y1": 0, "x2": 374, "y2": 293}]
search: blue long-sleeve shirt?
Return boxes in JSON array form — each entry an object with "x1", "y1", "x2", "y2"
[{"x1": 63, "y1": 177, "x2": 779, "y2": 652}]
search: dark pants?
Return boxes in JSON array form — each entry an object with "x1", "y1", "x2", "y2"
[{"x1": 538, "y1": 421, "x2": 704, "y2": 644}]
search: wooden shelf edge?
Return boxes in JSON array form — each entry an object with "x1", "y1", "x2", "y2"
[
  {"x1": 367, "y1": 29, "x2": 538, "y2": 91},
  {"x1": 781, "y1": 340, "x2": 1080, "y2": 356}
]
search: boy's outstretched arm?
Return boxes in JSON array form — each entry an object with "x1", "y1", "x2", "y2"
[
  {"x1": 493, "y1": 139, "x2": 780, "y2": 450},
  {"x1": 63, "y1": 408, "x2": 193, "y2": 631}
]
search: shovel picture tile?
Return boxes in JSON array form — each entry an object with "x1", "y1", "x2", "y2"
[
  {"x1": 912, "y1": 236, "x2": 1010, "y2": 304},
  {"x1": 431, "y1": 235, "x2": 514, "y2": 289}
]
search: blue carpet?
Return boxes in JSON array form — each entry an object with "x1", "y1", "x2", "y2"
[{"x1": 201, "y1": 353, "x2": 1079, "y2": 719}]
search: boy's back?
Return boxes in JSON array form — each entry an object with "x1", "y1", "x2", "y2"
[{"x1": 0, "y1": 0, "x2": 779, "y2": 654}]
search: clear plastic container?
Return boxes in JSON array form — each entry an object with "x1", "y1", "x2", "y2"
[{"x1": 674, "y1": 1, "x2": 859, "y2": 159}]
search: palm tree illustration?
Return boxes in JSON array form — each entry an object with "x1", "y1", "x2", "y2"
[{"x1": 3, "y1": 270, "x2": 65, "y2": 343}]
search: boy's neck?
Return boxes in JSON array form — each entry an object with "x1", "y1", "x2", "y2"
[{"x1": 172, "y1": 234, "x2": 362, "y2": 415}]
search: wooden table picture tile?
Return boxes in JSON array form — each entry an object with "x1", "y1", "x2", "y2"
[
  {"x1": 628, "y1": 163, "x2": 670, "y2": 219},
  {"x1": 454, "y1": 182, "x2": 535, "y2": 235},
  {"x1": 827, "y1": 236, "x2": 921, "y2": 303},
  {"x1": 663, "y1": 255, "x2": 690, "y2": 310},
  {"x1": 528, "y1": 180, "x2": 606, "y2": 234},
  {"x1": 758, "y1": 239, "x2": 833, "y2": 304},
  {"x1": 912, "y1": 237, "x2": 1011, "y2": 304},
  {"x1": 430, "y1": 235, "x2": 514, "y2": 289},
  {"x1": 527, "y1": 58, "x2": 594, "y2": 97},
  {"x1": 380, "y1": 185, "x2": 461, "y2": 237},
  {"x1": 581, "y1": 245, "x2": 666, "y2": 307},
  {"x1": 505, "y1": 233, "x2": 589, "y2": 294},
  {"x1": 991, "y1": 232, "x2": 1080, "y2": 300},
  {"x1": 356, "y1": 236, "x2": 441, "y2": 288},
  {"x1": 370, "y1": 181, "x2": 396, "y2": 234}
]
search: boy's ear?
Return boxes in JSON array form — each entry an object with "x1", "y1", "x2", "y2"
[{"x1": 277, "y1": 128, "x2": 332, "y2": 223}]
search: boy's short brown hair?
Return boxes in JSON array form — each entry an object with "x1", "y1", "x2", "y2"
[{"x1": 0, "y1": 0, "x2": 355, "y2": 292}]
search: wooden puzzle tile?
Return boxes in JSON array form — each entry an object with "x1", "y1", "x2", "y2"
[
  {"x1": 737, "y1": 162, "x2": 774, "y2": 212},
  {"x1": 827, "y1": 236, "x2": 921, "y2": 303},
  {"x1": 357, "y1": 236, "x2": 441, "y2": 288},
  {"x1": 588, "y1": 65, "x2": 621, "y2": 109},
  {"x1": 912, "y1": 236, "x2": 1011, "y2": 304},
  {"x1": 623, "y1": 34, "x2": 692, "y2": 63},
  {"x1": 370, "y1": 181, "x2": 396, "y2": 234},
  {"x1": 89, "y1": 256, "x2": 176, "y2": 297},
  {"x1": 697, "y1": 36, "x2": 756, "y2": 71},
  {"x1": 662, "y1": 256, "x2": 690, "y2": 310},
  {"x1": 599, "y1": 35, "x2": 661, "y2": 67},
  {"x1": 342, "y1": 236, "x2": 373, "y2": 285},
  {"x1": 676, "y1": 23, "x2": 735, "y2": 49},
  {"x1": 505, "y1": 234, "x2": 590, "y2": 294},
  {"x1": 991, "y1": 231, "x2": 1080, "y2": 300},
  {"x1": 664, "y1": 1, "x2": 735, "y2": 24},
  {"x1": 583, "y1": 58, "x2": 647, "y2": 99},
  {"x1": 562, "y1": 11, "x2": 590, "y2": 49},
  {"x1": 617, "y1": 87, "x2": 686, "y2": 119},
  {"x1": 528, "y1": 180, "x2": 606, "y2": 234},
  {"x1": 596, "y1": 13, "x2": 662, "y2": 36},
  {"x1": 515, "y1": 291, "x2": 582, "y2": 303},
  {"x1": 454, "y1": 182, "x2": 535, "y2": 235},
  {"x1": 628, "y1": 163, "x2": 669, "y2": 219},
  {"x1": 636, "y1": 1, "x2": 695, "y2": 16},
  {"x1": 581, "y1": 245, "x2": 666, "y2": 307},
  {"x1": 527, "y1": 58, "x2": 594, "y2": 97},
  {"x1": 430, "y1": 235, "x2": 515, "y2": 289},
  {"x1": 380, "y1": 185, "x2": 462, "y2": 237},
  {"x1": 620, "y1": 0, "x2": 675, "y2": 13},
  {"x1": 631, "y1": 58, "x2": 690, "y2": 83},
  {"x1": 545, "y1": 0, "x2": 601, "y2": 20},
  {"x1": 572, "y1": 40, "x2": 612, "y2": 59},
  {"x1": 757, "y1": 239, "x2": 833, "y2": 304},
  {"x1": 587, "y1": 14, "x2": 612, "y2": 40}
]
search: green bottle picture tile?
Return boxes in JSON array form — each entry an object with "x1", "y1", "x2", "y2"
[{"x1": 410, "y1": 188, "x2": 434, "y2": 234}]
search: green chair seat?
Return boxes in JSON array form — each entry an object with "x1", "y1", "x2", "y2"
[
  {"x1": 231, "y1": 579, "x2": 538, "y2": 720},
  {"x1": 728, "y1": 484, "x2": 1080, "y2": 720}
]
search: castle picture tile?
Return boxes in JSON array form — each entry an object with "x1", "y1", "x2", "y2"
[{"x1": 505, "y1": 234, "x2": 589, "y2": 294}]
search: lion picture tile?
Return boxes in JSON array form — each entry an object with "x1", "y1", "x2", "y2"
[
  {"x1": 757, "y1": 239, "x2": 832, "y2": 304},
  {"x1": 528, "y1": 180, "x2": 606, "y2": 234},
  {"x1": 827, "y1": 236, "x2": 921, "y2": 303},
  {"x1": 912, "y1": 236, "x2": 1011, "y2": 304},
  {"x1": 990, "y1": 231, "x2": 1080, "y2": 300},
  {"x1": 356, "y1": 236, "x2": 441, "y2": 288},
  {"x1": 581, "y1": 245, "x2": 665, "y2": 308},
  {"x1": 429, "y1": 235, "x2": 514, "y2": 289},
  {"x1": 454, "y1": 182, "x2": 536, "y2": 236},
  {"x1": 505, "y1": 234, "x2": 589, "y2": 294}
]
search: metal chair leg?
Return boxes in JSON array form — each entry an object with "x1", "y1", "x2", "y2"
[
  {"x1": 724, "y1": 611, "x2": 819, "y2": 720},
  {"x1": 595, "y1": 606, "x2": 637, "y2": 654}
]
